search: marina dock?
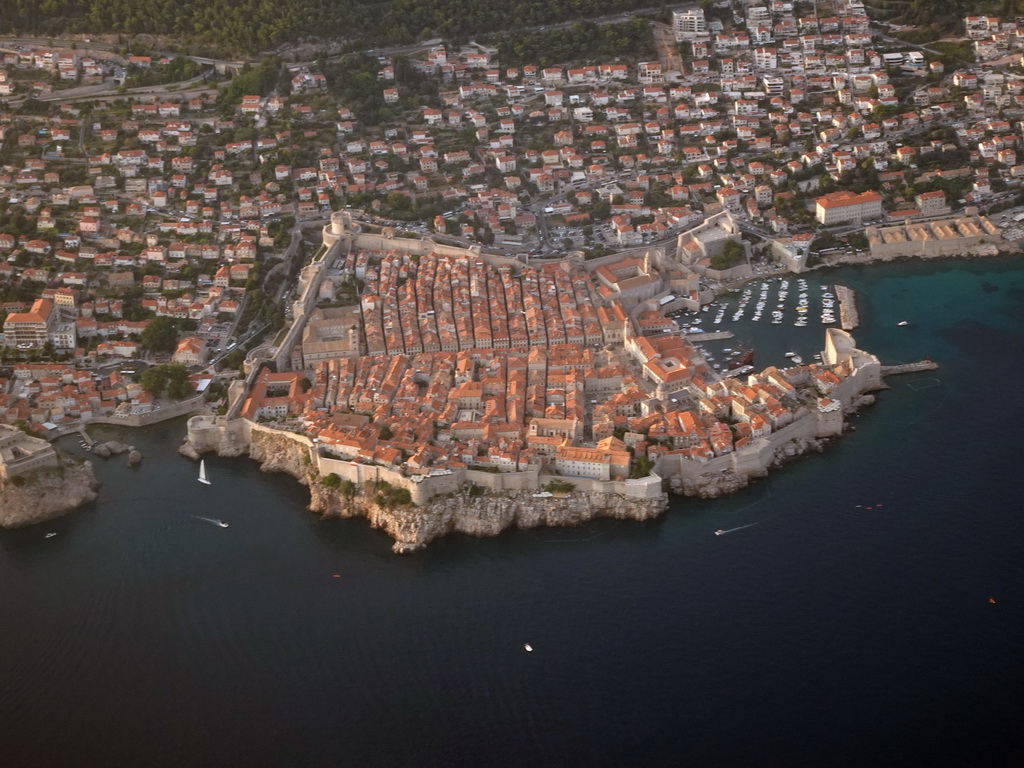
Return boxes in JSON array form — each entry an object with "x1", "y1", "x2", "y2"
[
  {"x1": 77, "y1": 427, "x2": 95, "y2": 447},
  {"x1": 837, "y1": 285, "x2": 858, "y2": 330}
]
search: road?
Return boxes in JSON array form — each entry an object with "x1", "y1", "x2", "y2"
[
  {"x1": 0, "y1": 5, "x2": 685, "y2": 111},
  {"x1": 3, "y1": 4, "x2": 690, "y2": 72},
  {"x1": 35, "y1": 70, "x2": 215, "y2": 103}
]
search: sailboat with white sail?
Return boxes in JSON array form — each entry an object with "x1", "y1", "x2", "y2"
[{"x1": 198, "y1": 459, "x2": 211, "y2": 486}]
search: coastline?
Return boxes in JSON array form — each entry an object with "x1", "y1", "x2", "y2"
[
  {"x1": 179, "y1": 222, "x2": 1005, "y2": 552},
  {"x1": 180, "y1": 423, "x2": 668, "y2": 553},
  {"x1": 711, "y1": 240, "x2": 1021, "y2": 302},
  {"x1": 0, "y1": 456, "x2": 100, "y2": 528},
  {"x1": 177, "y1": 355, "x2": 900, "y2": 554}
]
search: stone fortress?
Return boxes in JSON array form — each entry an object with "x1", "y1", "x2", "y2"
[{"x1": 0, "y1": 424, "x2": 59, "y2": 482}]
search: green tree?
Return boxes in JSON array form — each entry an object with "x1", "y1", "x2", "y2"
[
  {"x1": 543, "y1": 479, "x2": 576, "y2": 494},
  {"x1": 631, "y1": 455, "x2": 654, "y2": 479},
  {"x1": 139, "y1": 362, "x2": 191, "y2": 398},
  {"x1": 710, "y1": 239, "x2": 745, "y2": 271},
  {"x1": 223, "y1": 348, "x2": 246, "y2": 370},
  {"x1": 140, "y1": 316, "x2": 179, "y2": 353}
]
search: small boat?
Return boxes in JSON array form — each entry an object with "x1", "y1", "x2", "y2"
[
  {"x1": 714, "y1": 529, "x2": 724, "y2": 536},
  {"x1": 198, "y1": 459, "x2": 211, "y2": 486},
  {"x1": 45, "y1": 532, "x2": 58, "y2": 539},
  {"x1": 729, "y1": 348, "x2": 755, "y2": 369},
  {"x1": 524, "y1": 643, "x2": 534, "y2": 652},
  {"x1": 193, "y1": 516, "x2": 229, "y2": 528},
  {"x1": 784, "y1": 351, "x2": 796, "y2": 357},
  {"x1": 897, "y1": 320, "x2": 909, "y2": 327}
]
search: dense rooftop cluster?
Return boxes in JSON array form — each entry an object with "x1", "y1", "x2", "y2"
[
  {"x1": 1, "y1": 0, "x2": 1022, "y2": 466},
  {"x1": 236, "y1": 239, "x2": 863, "y2": 482}
]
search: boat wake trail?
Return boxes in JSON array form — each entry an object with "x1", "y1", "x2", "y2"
[
  {"x1": 714, "y1": 523, "x2": 758, "y2": 536},
  {"x1": 192, "y1": 516, "x2": 229, "y2": 528}
]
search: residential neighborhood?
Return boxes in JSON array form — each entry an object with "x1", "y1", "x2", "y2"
[{"x1": 0, "y1": 0, "x2": 1021, "y2": 467}]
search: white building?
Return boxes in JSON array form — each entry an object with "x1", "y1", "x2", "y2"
[
  {"x1": 673, "y1": 8, "x2": 708, "y2": 41},
  {"x1": 815, "y1": 190, "x2": 883, "y2": 225}
]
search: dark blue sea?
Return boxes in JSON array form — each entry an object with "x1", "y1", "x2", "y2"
[{"x1": 2, "y1": 259, "x2": 1024, "y2": 767}]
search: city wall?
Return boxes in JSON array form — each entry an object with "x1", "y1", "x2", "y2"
[
  {"x1": 654, "y1": 403, "x2": 847, "y2": 491},
  {"x1": 327, "y1": 212, "x2": 523, "y2": 271},
  {"x1": 865, "y1": 216, "x2": 1004, "y2": 260},
  {"x1": 90, "y1": 395, "x2": 206, "y2": 428},
  {"x1": 186, "y1": 414, "x2": 661, "y2": 505},
  {"x1": 541, "y1": 473, "x2": 664, "y2": 499}
]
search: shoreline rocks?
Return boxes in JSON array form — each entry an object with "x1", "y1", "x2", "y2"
[
  {"x1": 182, "y1": 427, "x2": 668, "y2": 553},
  {"x1": 309, "y1": 484, "x2": 669, "y2": 554},
  {"x1": 92, "y1": 440, "x2": 130, "y2": 458},
  {"x1": 93, "y1": 439, "x2": 143, "y2": 467},
  {"x1": 0, "y1": 458, "x2": 100, "y2": 528}
]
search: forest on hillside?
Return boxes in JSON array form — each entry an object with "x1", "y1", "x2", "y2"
[
  {"x1": 877, "y1": 0, "x2": 1021, "y2": 40},
  {"x1": 0, "y1": 0, "x2": 660, "y2": 54},
  {"x1": 498, "y1": 19, "x2": 656, "y2": 68}
]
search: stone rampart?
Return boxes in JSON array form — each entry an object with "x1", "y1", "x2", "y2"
[
  {"x1": 539, "y1": 473, "x2": 664, "y2": 499},
  {"x1": 90, "y1": 395, "x2": 206, "y2": 428},
  {"x1": 465, "y1": 468, "x2": 540, "y2": 492}
]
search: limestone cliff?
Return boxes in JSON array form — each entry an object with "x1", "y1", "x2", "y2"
[
  {"x1": 0, "y1": 458, "x2": 100, "y2": 528},
  {"x1": 247, "y1": 428, "x2": 311, "y2": 484},
  {"x1": 671, "y1": 469, "x2": 756, "y2": 499},
  {"x1": 309, "y1": 485, "x2": 669, "y2": 553},
  {"x1": 193, "y1": 425, "x2": 668, "y2": 553}
]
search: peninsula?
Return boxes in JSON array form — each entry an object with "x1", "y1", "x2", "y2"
[
  {"x1": 0, "y1": 0, "x2": 1011, "y2": 541},
  {"x1": 180, "y1": 211, "x2": 927, "y2": 552}
]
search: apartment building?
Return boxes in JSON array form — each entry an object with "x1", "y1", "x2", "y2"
[
  {"x1": 3, "y1": 298, "x2": 57, "y2": 349},
  {"x1": 673, "y1": 8, "x2": 708, "y2": 41}
]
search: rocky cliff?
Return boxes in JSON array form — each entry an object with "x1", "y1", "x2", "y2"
[
  {"x1": 247, "y1": 428, "x2": 311, "y2": 484},
  {"x1": 309, "y1": 484, "x2": 669, "y2": 554},
  {"x1": 0, "y1": 458, "x2": 100, "y2": 528},
  {"x1": 188, "y1": 424, "x2": 668, "y2": 553},
  {"x1": 670, "y1": 469, "x2": 757, "y2": 499}
]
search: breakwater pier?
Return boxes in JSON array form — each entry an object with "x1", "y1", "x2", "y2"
[
  {"x1": 689, "y1": 331, "x2": 735, "y2": 342},
  {"x1": 837, "y1": 285, "x2": 858, "y2": 330},
  {"x1": 881, "y1": 360, "x2": 939, "y2": 375}
]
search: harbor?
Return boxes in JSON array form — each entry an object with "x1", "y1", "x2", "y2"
[{"x1": 671, "y1": 276, "x2": 854, "y2": 374}]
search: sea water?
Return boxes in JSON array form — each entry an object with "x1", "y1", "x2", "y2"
[{"x1": 2, "y1": 259, "x2": 1023, "y2": 767}]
